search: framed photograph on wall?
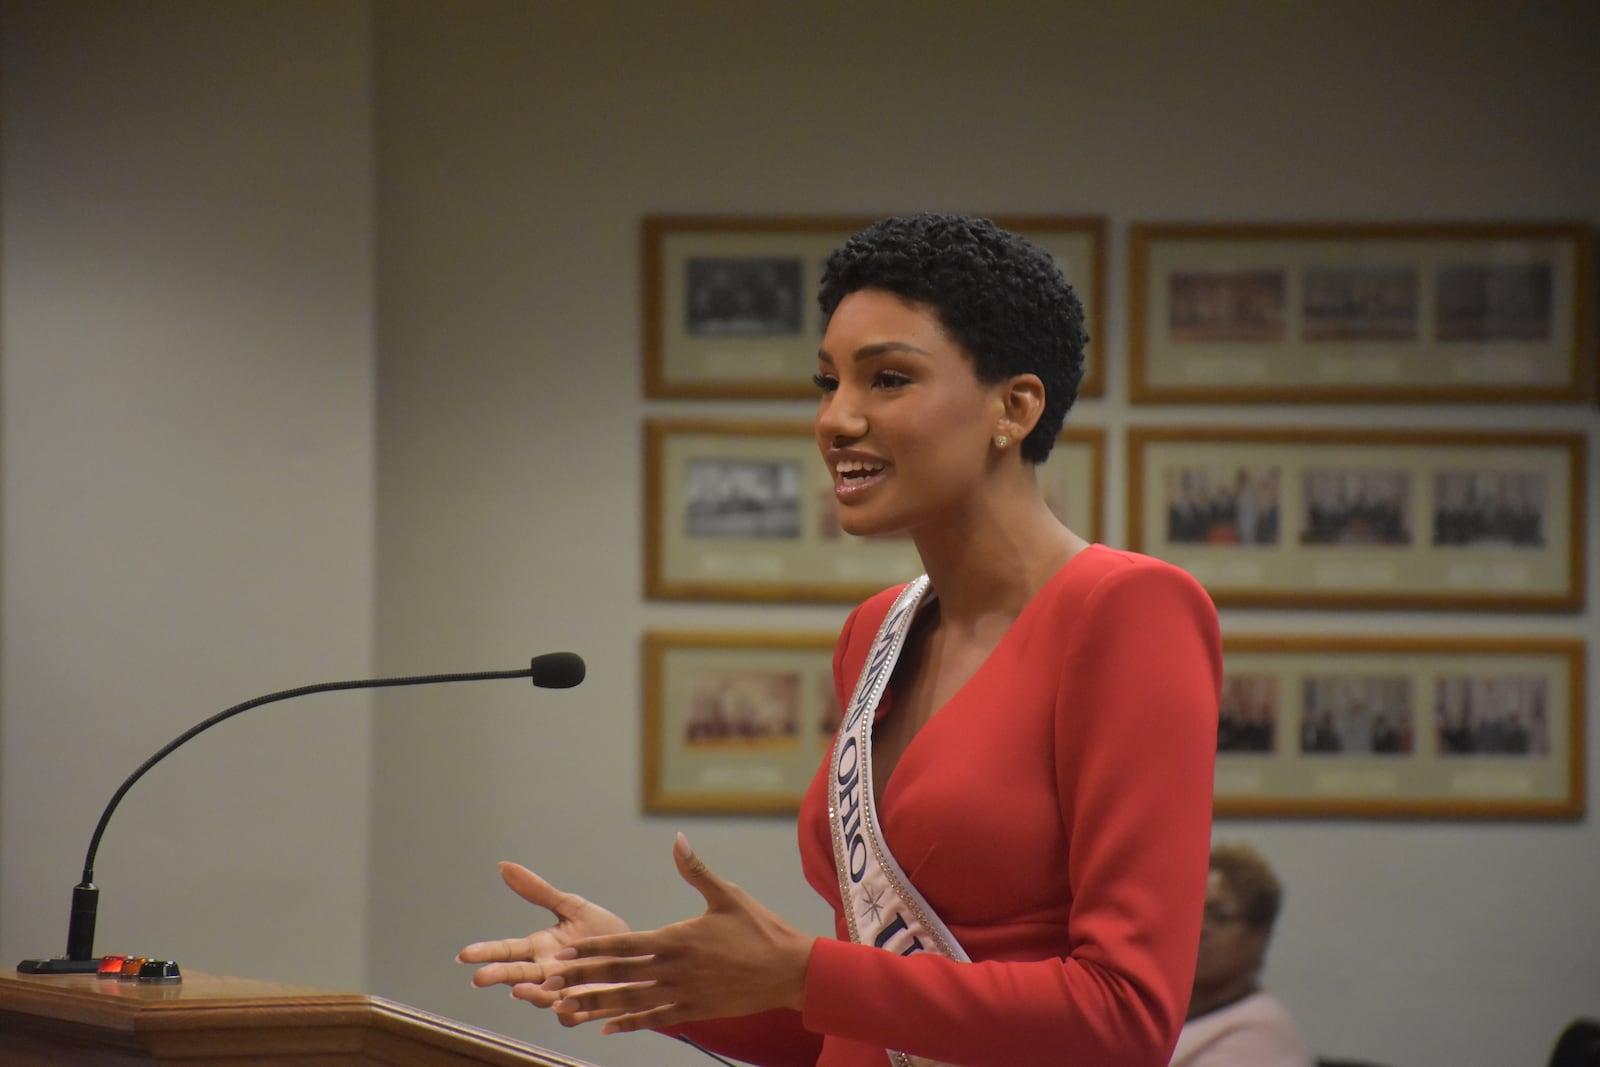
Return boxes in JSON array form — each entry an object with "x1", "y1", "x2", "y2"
[
  {"x1": 643, "y1": 214, "x2": 1107, "y2": 399},
  {"x1": 1127, "y1": 222, "x2": 1595, "y2": 403},
  {"x1": 1127, "y1": 427, "x2": 1585, "y2": 611},
  {"x1": 1214, "y1": 634, "x2": 1585, "y2": 819},
  {"x1": 643, "y1": 630, "x2": 839, "y2": 813},
  {"x1": 646, "y1": 418, "x2": 1104, "y2": 602}
]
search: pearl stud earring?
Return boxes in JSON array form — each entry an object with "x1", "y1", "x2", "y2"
[{"x1": 994, "y1": 434, "x2": 1009, "y2": 449}]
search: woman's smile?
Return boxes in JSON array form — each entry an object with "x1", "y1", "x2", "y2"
[{"x1": 828, "y1": 449, "x2": 891, "y2": 500}]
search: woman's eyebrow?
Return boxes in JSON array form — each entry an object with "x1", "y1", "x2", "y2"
[{"x1": 816, "y1": 341, "x2": 931, "y2": 365}]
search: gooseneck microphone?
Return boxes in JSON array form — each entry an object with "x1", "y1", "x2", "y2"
[{"x1": 17, "y1": 651, "x2": 586, "y2": 975}]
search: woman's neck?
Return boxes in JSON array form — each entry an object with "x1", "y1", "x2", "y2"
[
  {"x1": 911, "y1": 479, "x2": 1087, "y2": 628},
  {"x1": 1186, "y1": 979, "x2": 1261, "y2": 1021}
]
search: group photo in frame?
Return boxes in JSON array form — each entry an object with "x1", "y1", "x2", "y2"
[
  {"x1": 642, "y1": 214, "x2": 1107, "y2": 399},
  {"x1": 645, "y1": 417, "x2": 1104, "y2": 603},
  {"x1": 1213, "y1": 635, "x2": 1585, "y2": 819},
  {"x1": 1127, "y1": 221, "x2": 1595, "y2": 404},
  {"x1": 1127, "y1": 426, "x2": 1585, "y2": 611},
  {"x1": 642, "y1": 629, "x2": 838, "y2": 813}
]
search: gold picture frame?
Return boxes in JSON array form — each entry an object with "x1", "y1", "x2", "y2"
[
  {"x1": 643, "y1": 630, "x2": 838, "y2": 813},
  {"x1": 1128, "y1": 221, "x2": 1596, "y2": 404},
  {"x1": 1127, "y1": 426, "x2": 1585, "y2": 612},
  {"x1": 643, "y1": 214, "x2": 1107, "y2": 399},
  {"x1": 1215, "y1": 634, "x2": 1585, "y2": 819},
  {"x1": 645, "y1": 418, "x2": 1105, "y2": 603},
  {"x1": 642, "y1": 630, "x2": 1586, "y2": 820}
]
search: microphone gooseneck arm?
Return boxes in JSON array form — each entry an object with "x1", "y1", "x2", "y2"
[{"x1": 56, "y1": 654, "x2": 582, "y2": 966}]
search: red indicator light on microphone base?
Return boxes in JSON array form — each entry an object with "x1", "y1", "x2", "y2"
[
  {"x1": 137, "y1": 959, "x2": 181, "y2": 982},
  {"x1": 97, "y1": 954, "x2": 128, "y2": 977}
]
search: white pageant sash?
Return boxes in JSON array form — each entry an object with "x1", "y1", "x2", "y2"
[{"x1": 828, "y1": 576, "x2": 969, "y2": 1067}]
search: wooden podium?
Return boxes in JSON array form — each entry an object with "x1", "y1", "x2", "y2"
[{"x1": 0, "y1": 970, "x2": 601, "y2": 1065}]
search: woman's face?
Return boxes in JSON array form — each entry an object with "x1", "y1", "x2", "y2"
[
  {"x1": 1192, "y1": 869, "x2": 1268, "y2": 995},
  {"x1": 813, "y1": 288, "x2": 1002, "y2": 538}
]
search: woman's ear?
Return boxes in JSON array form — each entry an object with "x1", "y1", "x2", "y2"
[{"x1": 995, "y1": 373, "x2": 1046, "y2": 446}]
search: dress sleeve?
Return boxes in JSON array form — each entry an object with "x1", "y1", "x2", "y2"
[{"x1": 799, "y1": 559, "x2": 1222, "y2": 1067}]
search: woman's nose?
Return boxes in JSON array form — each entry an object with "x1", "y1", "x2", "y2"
[{"x1": 815, "y1": 386, "x2": 867, "y2": 443}]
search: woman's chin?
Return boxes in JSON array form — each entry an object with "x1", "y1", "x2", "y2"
[
  {"x1": 835, "y1": 513, "x2": 879, "y2": 539},
  {"x1": 838, "y1": 514, "x2": 908, "y2": 541}
]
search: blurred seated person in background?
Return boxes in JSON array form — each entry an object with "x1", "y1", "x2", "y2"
[{"x1": 1170, "y1": 842, "x2": 1311, "y2": 1067}]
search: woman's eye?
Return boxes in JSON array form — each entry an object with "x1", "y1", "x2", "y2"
[
  {"x1": 874, "y1": 370, "x2": 911, "y2": 389},
  {"x1": 811, "y1": 372, "x2": 838, "y2": 393}
]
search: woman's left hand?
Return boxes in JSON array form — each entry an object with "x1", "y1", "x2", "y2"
[{"x1": 523, "y1": 832, "x2": 814, "y2": 1034}]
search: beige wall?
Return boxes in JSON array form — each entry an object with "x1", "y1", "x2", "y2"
[
  {"x1": 0, "y1": 0, "x2": 377, "y2": 990},
  {"x1": 4, "y1": 3, "x2": 1597, "y2": 1067}
]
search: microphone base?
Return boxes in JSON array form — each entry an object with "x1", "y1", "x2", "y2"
[{"x1": 16, "y1": 957, "x2": 101, "y2": 974}]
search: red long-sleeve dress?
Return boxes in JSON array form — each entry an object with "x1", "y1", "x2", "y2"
[{"x1": 677, "y1": 545, "x2": 1222, "y2": 1067}]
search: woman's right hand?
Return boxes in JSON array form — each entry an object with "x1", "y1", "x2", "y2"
[{"x1": 457, "y1": 861, "x2": 630, "y2": 1010}]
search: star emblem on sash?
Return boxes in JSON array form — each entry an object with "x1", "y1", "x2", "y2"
[{"x1": 858, "y1": 884, "x2": 885, "y2": 924}]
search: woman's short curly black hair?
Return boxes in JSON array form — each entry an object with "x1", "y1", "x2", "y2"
[{"x1": 817, "y1": 213, "x2": 1088, "y2": 463}]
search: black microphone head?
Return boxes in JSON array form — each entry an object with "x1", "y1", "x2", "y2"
[{"x1": 529, "y1": 652, "x2": 585, "y2": 689}]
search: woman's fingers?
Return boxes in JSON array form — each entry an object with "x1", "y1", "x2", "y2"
[
  {"x1": 455, "y1": 936, "x2": 533, "y2": 964},
  {"x1": 553, "y1": 979, "x2": 672, "y2": 1020},
  {"x1": 507, "y1": 981, "x2": 562, "y2": 1009},
  {"x1": 498, "y1": 861, "x2": 578, "y2": 915},
  {"x1": 514, "y1": 980, "x2": 638, "y2": 1020},
  {"x1": 467, "y1": 960, "x2": 551, "y2": 988},
  {"x1": 670, "y1": 832, "x2": 734, "y2": 909},
  {"x1": 597, "y1": 1004, "x2": 680, "y2": 1036},
  {"x1": 554, "y1": 933, "x2": 662, "y2": 962}
]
